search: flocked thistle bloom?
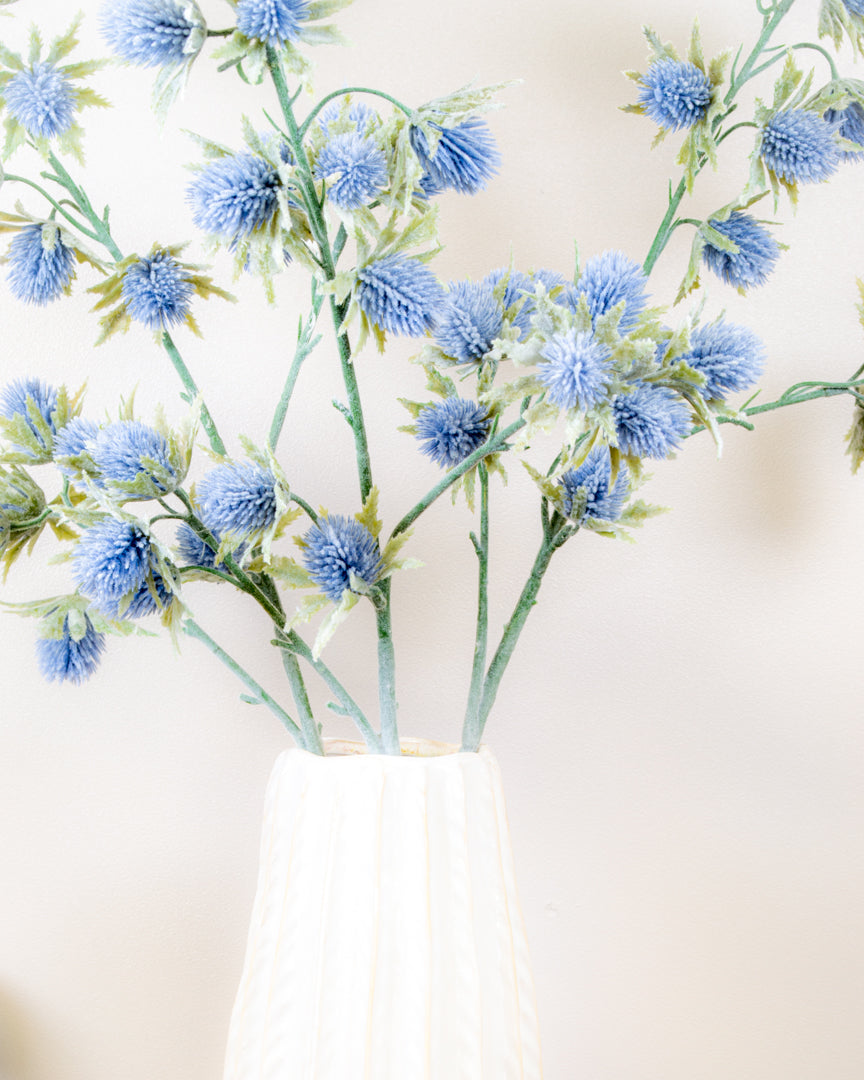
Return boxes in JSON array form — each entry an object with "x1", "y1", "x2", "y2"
[
  {"x1": 187, "y1": 154, "x2": 281, "y2": 240},
  {"x1": 611, "y1": 383, "x2": 692, "y2": 459},
  {"x1": 90, "y1": 421, "x2": 179, "y2": 498},
  {"x1": 410, "y1": 117, "x2": 501, "y2": 197},
  {"x1": 843, "y1": 0, "x2": 864, "y2": 14},
  {"x1": 71, "y1": 519, "x2": 155, "y2": 611},
  {"x1": 3, "y1": 61, "x2": 77, "y2": 139},
  {"x1": 36, "y1": 613, "x2": 106, "y2": 684},
  {"x1": 559, "y1": 447, "x2": 629, "y2": 523},
  {"x1": 637, "y1": 58, "x2": 713, "y2": 131},
  {"x1": 701, "y1": 212, "x2": 780, "y2": 291},
  {"x1": 301, "y1": 514, "x2": 384, "y2": 603},
  {"x1": 197, "y1": 460, "x2": 277, "y2": 540},
  {"x1": 235, "y1": 0, "x2": 310, "y2": 44},
  {"x1": 565, "y1": 250, "x2": 649, "y2": 333},
  {"x1": 115, "y1": 572, "x2": 174, "y2": 618},
  {"x1": 538, "y1": 329, "x2": 614, "y2": 412},
  {"x1": 415, "y1": 397, "x2": 490, "y2": 469},
  {"x1": 317, "y1": 99, "x2": 376, "y2": 138},
  {"x1": 120, "y1": 250, "x2": 194, "y2": 329},
  {"x1": 5, "y1": 223, "x2": 77, "y2": 306},
  {"x1": 356, "y1": 254, "x2": 444, "y2": 337},
  {"x1": 53, "y1": 416, "x2": 99, "y2": 476},
  {"x1": 759, "y1": 109, "x2": 841, "y2": 184},
  {"x1": 434, "y1": 280, "x2": 503, "y2": 363},
  {"x1": 100, "y1": 0, "x2": 206, "y2": 67},
  {"x1": 175, "y1": 522, "x2": 245, "y2": 568},
  {"x1": 824, "y1": 101, "x2": 864, "y2": 161},
  {"x1": 484, "y1": 267, "x2": 565, "y2": 340},
  {"x1": 315, "y1": 132, "x2": 389, "y2": 211},
  {"x1": 0, "y1": 377, "x2": 59, "y2": 455},
  {"x1": 679, "y1": 319, "x2": 765, "y2": 402}
]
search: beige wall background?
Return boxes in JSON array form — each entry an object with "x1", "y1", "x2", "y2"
[{"x1": 2, "y1": 0, "x2": 864, "y2": 1077}]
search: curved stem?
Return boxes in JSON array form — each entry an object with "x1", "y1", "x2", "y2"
[
  {"x1": 3, "y1": 174, "x2": 101, "y2": 240},
  {"x1": 300, "y1": 86, "x2": 414, "y2": 137}
]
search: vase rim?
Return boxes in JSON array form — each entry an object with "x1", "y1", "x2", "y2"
[{"x1": 288, "y1": 736, "x2": 486, "y2": 761}]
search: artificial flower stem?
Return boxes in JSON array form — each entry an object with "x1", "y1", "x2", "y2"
[
  {"x1": 183, "y1": 618, "x2": 306, "y2": 747},
  {"x1": 299, "y1": 86, "x2": 414, "y2": 137},
  {"x1": 44, "y1": 152, "x2": 123, "y2": 261},
  {"x1": 375, "y1": 577, "x2": 400, "y2": 755},
  {"x1": 3, "y1": 173, "x2": 102, "y2": 241},
  {"x1": 161, "y1": 331, "x2": 227, "y2": 456},
  {"x1": 268, "y1": 282, "x2": 324, "y2": 450},
  {"x1": 281, "y1": 649, "x2": 325, "y2": 755},
  {"x1": 462, "y1": 462, "x2": 490, "y2": 753}
]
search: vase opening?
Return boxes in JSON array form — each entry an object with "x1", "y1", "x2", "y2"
[{"x1": 322, "y1": 736, "x2": 460, "y2": 758}]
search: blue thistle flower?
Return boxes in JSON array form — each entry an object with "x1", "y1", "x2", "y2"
[
  {"x1": 434, "y1": 280, "x2": 503, "y2": 363},
  {"x1": 99, "y1": 0, "x2": 204, "y2": 67},
  {"x1": 612, "y1": 383, "x2": 691, "y2": 459},
  {"x1": 317, "y1": 99, "x2": 376, "y2": 137},
  {"x1": 53, "y1": 416, "x2": 100, "y2": 476},
  {"x1": 115, "y1": 572, "x2": 174, "y2": 618},
  {"x1": 72, "y1": 519, "x2": 154, "y2": 610},
  {"x1": 843, "y1": 0, "x2": 864, "y2": 14},
  {"x1": 6, "y1": 223, "x2": 76, "y2": 306},
  {"x1": 1, "y1": 377, "x2": 58, "y2": 454},
  {"x1": 566, "y1": 250, "x2": 649, "y2": 333},
  {"x1": 559, "y1": 448, "x2": 628, "y2": 523},
  {"x1": 301, "y1": 514, "x2": 383, "y2": 603},
  {"x1": 197, "y1": 460, "x2": 277, "y2": 540},
  {"x1": 356, "y1": 254, "x2": 444, "y2": 337},
  {"x1": 638, "y1": 59, "x2": 713, "y2": 131},
  {"x1": 483, "y1": 268, "x2": 565, "y2": 340},
  {"x1": 415, "y1": 397, "x2": 490, "y2": 468},
  {"x1": 90, "y1": 421, "x2": 178, "y2": 496},
  {"x1": 175, "y1": 523, "x2": 245, "y2": 568},
  {"x1": 824, "y1": 102, "x2": 864, "y2": 162},
  {"x1": 315, "y1": 132, "x2": 388, "y2": 210},
  {"x1": 702, "y1": 212, "x2": 780, "y2": 291},
  {"x1": 188, "y1": 154, "x2": 280, "y2": 240},
  {"x1": 760, "y1": 109, "x2": 841, "y2": 184},
  {"x1": 3, "y1": 61, "x2": 77, "y2": 139},
  {"x1": 538, "y1": 329, "x2": 613, "y2": 412},
  {"x1": 236, "y1": 0, "x2": 310, "y2": 44},
  {"x1": 410, "y1": 117, "x2": 501, "y2": 196},
  {"x1": 36, "y1": 613, "x2": 106, "y2": 685},
  {"x1": 679, "y1": 319, "x2": 765, "y2": 402},
  {"x1": 121, "y1": 250, "x2": 194, "y2": 329}
]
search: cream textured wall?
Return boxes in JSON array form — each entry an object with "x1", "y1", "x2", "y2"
[{"x1": 2, "y1": 1, "x2": 864, "y2": 1078}]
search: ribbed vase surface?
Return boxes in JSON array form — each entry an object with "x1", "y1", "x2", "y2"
[{"x1": 223, "y1": 738, "x2": 543, "y2": 1080}]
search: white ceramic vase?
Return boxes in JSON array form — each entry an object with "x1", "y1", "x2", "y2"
[{"x1": 223, "y1": 737, "x2": 543, "y2": 1080}]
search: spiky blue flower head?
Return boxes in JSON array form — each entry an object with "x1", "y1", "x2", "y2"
[
  {"x1": 843, "y1": 0, "x2": 864, "y2": 14},
  {"x1": 702, "y1": 212, "x2": 780, "y2": 291},
  {"x1": 317, "y1": 99, "x2": 376, "y2": 138},
  {"x1": 100, "y1": 0, "x2": 204, "y2": 67},
  {"x1": 120, "y1": 250, "x2": 193, "y2": 329},
  {"x1": 825, "y1": 102, "x2": 864, "y2": 161},
  {"x1": 175, "y1": 522, "x2": 245, "y2": 568},
  {"x1": 356, "y1": 253, "x2": 444, "y2": 337},
  {"x1": 538, "y1": 328, "x2": 614, "y2": 412},
  {"x1": 3, "y1": 61, "x2": 77, "y2": 139},
  {"x1": 760, "y1": 109, "x2": 841, "y2": 184},
  {"x1": 236, "y1": 0, "x2": 310, "y2": 44},
  {"x1": 612, "y1": 383, "x2": 691, "y2": 459},
  {"x1": 6, "y1": 222, "x2": 76, "y2": 306},
  {"x1": 197, "y1": 460, "x2": 277, "y2": 540},
  {"x1": 37, "y1": 613, "x2": 106, "y2": 685},
  {"x1": 566, "y1": 250, "x2": 649, "y2": 333},
  {"x1": 679, "y1": 319, "x2": 765, "y2": 402},
  {"x1": 559, "y1": 447, "x2": 629, "y2": 523},
  {"x1": 315, "y1": 132, "x2": 389, "y2": 210},
  {"x1": 415, "y1": 397, "x2": 490, "y2": 469},
  {"x1": 115, "y1": 572, "x2": 174, "y2": 618},
  {"x1": 188, "y1": 154, "x2": 280, "y2": 240},
  {"x1": 301, "y1": 514, "x2": 383, "y2": 603},
  {"x1": 90, "y1": 421, "x2": 178, "y2": 497},
  {"x1": 1, "y1": 377, "x2": 58, "y2": 454},
  {"x1": 410, "y1": 117, "x2": 501, "y2": 197},
  {"x1": 72, "y1": 519, "x2": 154, "y2": 609},
  {"x1": 638, "y1": 59, "x2": 713, "y2": 131},
  {"x1": 434, "y1": 279, "x2": 503, "y2": 363},
  {"x1": 483, "y1": 267, "x2": 565, "y2": 340},
  {"x1": 53, "y1": 416, "x2": 100, "y2": 476}
]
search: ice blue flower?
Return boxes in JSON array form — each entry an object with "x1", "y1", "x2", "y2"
[
  {"x1": 72, "y1": 519, "x2": 154, "y2": 610},
  {"x1": 37, "y1": 614, "x2": 106, "y2": 684},
  {"x1": 301, "y1": 514, "x2": 383, "y2": 603},
  {"x1": 565, "y1": 250, "x2": 649, "y2": 333},
  {"x1": 410, "y1": 117, "x2": 500, "y2": 196},
  {"x1": 843, "y1": 0, "x2": 864, "y2": 14},
  {"x1": 113, "y1": 572, "x2": 173, "y2": 618},
  {"x1": 315, "y1": 132, "x2": 388, "y2": 210},
  {"x1": 197, "y1": 460, "x2": 277, "y2": 540},
  {"x1": 434, "y1": 280, "x2": 503, "y2": 363},
  {"x1": 760, "y1": 109, "x2": 840, "y2": 184},
  {"x1": 236, "y1": 0, "x2": 310, "y2": 44},
  {"x1": 317, "y1": 99, "x2": 376, "y2": 137},
  {"x1": 638, "y1": 59, "x2": 713, "y2": 131},
  {"x1": 6, "y1": 223, "x2": 76, "y2": 306},
  {"x1": 356, "y1": 254, "x2": 444, "y2": 337},
  {"x1": 483, "y1": 268, "x2": 565, "y2": 340},
  {"x1": 90, "y1": 421, "x2": 178, "y2": 496},
  {"x1": 121, "y1": 250, "x2": 194, "y2": 330},
  {"x1": 824, "y1": 102, "x2": 864, "y2": 162},
  {"x1": 612, "y1": 383, "x2": 691, "y2": 459},
  {"x1": 53, "y1": 417, "x2": 99, "y2": 461},
  {"x1": 1, "y1": 377, "x2": 58, "y2": 454},
  {"x1": 559, "y1": 448, "x2": 628, "y2": 523},
  {"x1": 175, "y1": 523, "x2": 245, "y2": 568},
  {"x1": 3, "y1": 61, "x2": 77, "y2": 138},
  {"x1": 415, "y1": 397, "x2": 490, "y2": 468},
  {"x1": 188, "y1": 154, "x2": 280, "y2": 239},
  {"x1": 100, "y1": 0, "x2": 204, "y2": 67},
  {"x1": 538, "y1": 329, "x2": 613, "y2": 411},
  {"x1": 679, "y1": 319, "x2": 765, "y2": 402},
  {"x1": 702, "y1": 212, "x2": 780, "y2": 290}
]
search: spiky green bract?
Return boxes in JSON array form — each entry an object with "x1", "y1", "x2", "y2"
[
  {"x1": 415, "y1": 397, "x2": 490, "y2": 469},
  {"x1": 538, "y1": 329, "x2": 614, "y2": 411},
  {"x1": 484, "y1": 267, "x2": 565, "y2": 341},
  {"x1": 5, "y1": 222, "x2": 76, "y2": 306},
  {"x1": 563, "y1": 250, "x2": 649, "y2": 333},
  {"x1": 37, "y1": 612, "x2": 105, "y2": 684},
  {"x1": 300, "y1": 513, "x2": 383, "y2": 603},
  {"x1": 559, "y1": 447, "x2": 629, "y2": 523},
  {"x1": 611, "y1": 383, "x2": 691, "y2": 459},
  {"x1": 0, "y1": 378, "x2": 58, "y2": 457},
  {"x1": 197, "y1": 460, "x2": 278, "y2": 542},
  {"x1": 90, "y1": 421, "x2": 183, "y2": 500},
  {"x1": 760, "y1": 109, "x2": 841, "y2": 185},
  {"x1": 434, "y1": 279, "x2": 503, "y2": 364},
  {"x1": 0, "y1": 464, "x2": 45, "y2": 528},
  {"x1": 701, "y1": 212, "x2": 780, "y2": 291},
  {"x1": 356, "y1": 254, "x2": 444, "y2": 337},
  {"x1": 315, "y1": 132, "x2": 388, "y2": 211},
  {"x1": 820, "y1": 0, "x2": 864, "y2": 58},
  {"x1": 677, "y1": 319, "x2": 765, "y2": 402}
]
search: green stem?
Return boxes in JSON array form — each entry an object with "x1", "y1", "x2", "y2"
[
  {"x1": 280, "y1": 649, "x2": 325, "y2": 754},
  {"x1": 183, "y1": 618, "x2": 306, "y2": 746},
  {"x1": 162, "y1": 331, "x2": 227, "y2": 456},
  {"x1": 3, "y1": 174, "x2": 102, "y2": 240},
  {"x1": 268, "y1": 280, "x2": 324, "y2": 450},
  {"x1": 374, "y1": 578, "x2": 400, "y2": 754},
  {"x1": 462, "y1": 463, "x2": 489, "y2": 752},
  {"x1": 300, "y1": 86, "x2": 414, "y2": 137}
]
